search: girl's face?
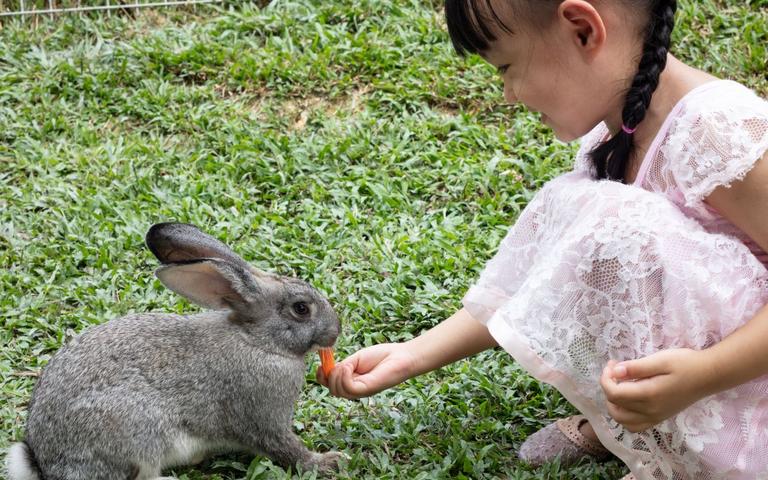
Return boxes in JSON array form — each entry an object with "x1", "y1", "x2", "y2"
[{"x1": 480, "y1": 2, "x2": 635, "y2": 142}]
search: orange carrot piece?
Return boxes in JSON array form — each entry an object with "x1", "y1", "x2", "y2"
[{"x1": 319, "y1": 348, "x2": 335, "y2": 377}]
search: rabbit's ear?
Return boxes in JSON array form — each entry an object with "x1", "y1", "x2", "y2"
[
  {"x1": 155, "y1": 259, "x2": 259, "y2": 310},
  {"x1": 146, "y1": 223, "x2": 250, "y2": 271}
]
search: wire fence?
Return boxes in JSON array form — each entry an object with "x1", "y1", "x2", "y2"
[{"x1": 0, "y1": 0, "x2": 222, "y2": 17}]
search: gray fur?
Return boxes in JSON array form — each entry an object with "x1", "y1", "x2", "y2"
[{"x1": 7, "y1": 223, "x2": 342, "y2": 480}]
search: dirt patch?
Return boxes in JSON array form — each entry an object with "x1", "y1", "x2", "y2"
[
  {"x1": 434, "y1": 103, "x2": 460, "y2": 118},
  {"x1": 219, "y1": 84, "x2": 373, "y2": 127},
  {"x1": 281, "y1": 85, "x2": 373, "y2": 130}
]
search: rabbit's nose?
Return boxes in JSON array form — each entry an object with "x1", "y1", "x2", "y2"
[
  {"x1": 330, "y1": 317, "x2": 341, "y2": 338},
  {"x1": 324, "y1": 316, "x2": 342, "y2": 344}
]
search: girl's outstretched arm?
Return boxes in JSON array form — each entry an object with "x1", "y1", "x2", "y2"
[
  {"x1": 601, "y1": 150, "x2": 768, "y2": 432},
  {"x1": 319, "y1": 308, "x2": 497, "y2": 399}
]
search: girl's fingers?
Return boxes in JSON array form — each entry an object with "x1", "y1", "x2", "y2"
[
  {"x1": 602, "y1": 367, "x2": 675, "y2": 427},
  {"x1": 329, "y1": 364, "x2": 360, "y2": 399},
  {"x1": 600, "y1": 364, "x2": 622, "y2": 397},
  {"x1": 342, "y1": 363, "x2": 372, "y2": 398},
  {"x1": 316, "y1": 364, "x2": 328, "y2": 386},
  {"x1": 321, "y1": 346, "x2": 395, "y2": 399},
  {"x1": 340, "y1": 347, "x2": 387, "y2": 375},
  {"x1": 320, "y1": 352, "x2": 358, "y2": 397},
  {"x1": 601, "y1": 366, "x2": 658, "y2": 407},
  {"x1": 604, "y1": 359, "x2": 626, "y2": 379},
  {"x1": 324, "y1": 361, "x2": 385, "y2": 399},
  {"x1": 607, "y1": 401, "x2": 655, "y2": 433},
  {"x1": 606, "y1": 400, "x2": 642, "y2": 418},
  {"x1": 609, "y1": 352, "x2": 671, "y2": 381},
  {"x1": 330, "y1": 363, "x2": 348, "y2": 398}
]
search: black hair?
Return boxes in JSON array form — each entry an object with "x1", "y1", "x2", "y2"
[
  {"x1": 444, "y1": 0, "x2": 678, "y2": 183},
  {"x1": 591, "y1": 1, "x2": 677, "y2": 181},
  {"x1": 445, "y1": 0, "x2": 506, "y2": 56}
]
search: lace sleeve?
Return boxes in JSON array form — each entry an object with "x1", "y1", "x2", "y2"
[{"x1": 665, "y1": 83, "x2": 768, "y2": 207}]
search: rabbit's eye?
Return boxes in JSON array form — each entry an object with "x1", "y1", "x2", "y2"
[{"x1": 292, "y1": 302, "x2": 310, "y2": 316}]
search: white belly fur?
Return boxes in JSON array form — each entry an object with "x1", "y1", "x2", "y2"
[{"x1": 161, "y1": 433, "x2": 244, "y2": 468}]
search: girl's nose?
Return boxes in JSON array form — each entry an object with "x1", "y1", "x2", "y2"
[{"x1": 503, "y1": 82, "x2": 518, "y2": 104}]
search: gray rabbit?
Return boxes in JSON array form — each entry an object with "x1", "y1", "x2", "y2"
[{"x1": 6, "y1": 222, "x2": 343, "y2": 480}]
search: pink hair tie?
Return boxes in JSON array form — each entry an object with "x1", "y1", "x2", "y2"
[{"x1": 621, "y1": 124, "x2": 637, "y2": 134}]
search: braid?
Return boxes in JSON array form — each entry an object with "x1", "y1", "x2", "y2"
[{"x1": 590, "y1": 0, "x2": 677, "y2": 182}]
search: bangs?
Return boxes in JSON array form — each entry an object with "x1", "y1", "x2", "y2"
[{"x1": 445, "y1": 0, "x2": 513, "y2": 56}]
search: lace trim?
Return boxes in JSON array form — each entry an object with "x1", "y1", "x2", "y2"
[{"x1": 682, "y1": 141, "x2": 768, "y2": 207}]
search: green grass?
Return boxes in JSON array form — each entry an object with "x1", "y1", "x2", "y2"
[{"x1": 1, "y1": 1, "x2": 766, "y2": 479}]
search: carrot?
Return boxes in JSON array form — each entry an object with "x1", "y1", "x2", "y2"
[{"x1": 319, "y1": 347, "x2": 335, "y2": 377}]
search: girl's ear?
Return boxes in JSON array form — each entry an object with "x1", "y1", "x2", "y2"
[{"x1": 557, "y1": 0, "x2": 606, "y2": 59}]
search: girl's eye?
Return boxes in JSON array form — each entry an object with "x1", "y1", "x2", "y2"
[
  {"x1": 292, "y1": 302, "x2": 310, "y2": 316},
  {"x1": 496, "y1": 64, "x2": 510, "y2": 75}
]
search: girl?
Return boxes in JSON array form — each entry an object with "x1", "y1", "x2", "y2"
[{"x1": 320, "y1": 1, "x2": 768, "y2": 478}]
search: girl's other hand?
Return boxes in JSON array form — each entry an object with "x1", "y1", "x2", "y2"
[
  {"x1": 316, "y1": 343, "x2": 419, "y2": 399},
  {"x1": 600, "y1": 348, "x2": 714, "y2": 432}
]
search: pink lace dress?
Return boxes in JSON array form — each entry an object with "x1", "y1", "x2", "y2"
[{"x1": 463, "y1": 80, "x2": 768, "y2": 479}]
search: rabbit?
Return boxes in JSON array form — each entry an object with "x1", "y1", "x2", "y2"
[{"x1": 6, "y1": 222, "x2": 343, "y2": 480}]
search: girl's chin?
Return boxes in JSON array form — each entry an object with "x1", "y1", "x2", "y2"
[
  {"x1": 539, "y1": 113, "x2": 579, "y2": 142},
  {"x1": 548, "y1": 122, "x2": 579, "y2": 143},
  {"x1": 553, "y1": 131, "x2": 578, "y2": 142}
]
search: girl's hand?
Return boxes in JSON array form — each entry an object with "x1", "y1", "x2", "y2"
[
  {"x1": 599, "y1": 348, "x2": 715, "y2": 432},
  {"x1": 316, "y1": 343, "x2": 419, "y2": 399}
]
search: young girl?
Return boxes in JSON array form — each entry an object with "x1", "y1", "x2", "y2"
[{"x1": 319, "y1": 1, "x2": 768, "y2": 478}]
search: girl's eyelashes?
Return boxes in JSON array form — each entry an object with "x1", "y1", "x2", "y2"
[{"x1": 496, "y1": 64, "x2": 510, "y2": 75}]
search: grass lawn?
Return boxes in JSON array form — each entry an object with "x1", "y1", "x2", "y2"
[{"x1": 1, "y1": 1, "x2": 766, "y2": 478}]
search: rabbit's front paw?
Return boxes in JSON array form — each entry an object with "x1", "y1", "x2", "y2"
[{"x1": 309, "y1": 451, "x2": 346, "y2": 473}]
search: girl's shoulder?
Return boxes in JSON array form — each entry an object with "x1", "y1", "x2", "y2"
[
  {"x1": 675, "y1": 79, "x2": 767, "y2": 112},
  {"x1": 665, "y1": 80, "x2": 768, "y2": 144},
  {"x1": 650, "y1": 80, "x2": 768, "y2": 207},
  {"x1": 575, "y1": 80, "x2": 768, "y2": 209}
]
